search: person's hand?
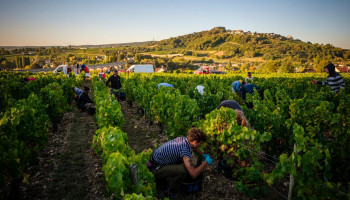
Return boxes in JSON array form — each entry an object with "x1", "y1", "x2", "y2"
[
  {"x1": 311, "y1": 80, "x2": 317, "y2": 84},
  {"x1": 203, "y1": 154, "x2": 210, "y2": 159},
  {"x1": 205, "y1": 156, "x2": 214, "y2": 166}
]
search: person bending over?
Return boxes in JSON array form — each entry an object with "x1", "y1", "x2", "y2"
[{"x1": 148, "y1": 127, "x2": 214, "y2": 193}]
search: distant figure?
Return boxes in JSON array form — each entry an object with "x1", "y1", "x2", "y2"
[
  {"x1": 84, "y1": 66, "x2": 90, "y2": 78},
  {"x1": 239, "y1": 83, "x2": 263, "y2": 109},
  {"x1": 106, "y1": 66, "x2": 113, "y2": 74},
  {"x1": 245, "y1": 72, "x2": 254, "y2": 83},
  {"x1": 196, "y1": 85, "x2": 205, "y2": 95},
  {"x1": 98, "y1": 69, "x2": 106, "y2": 82},
  {"x1": 157, "y1": 83, "x2": 174, "y2": 89},
  {"x1": 23, "y1": 77, "x2": 36, "y2": 84},
  {"x1": 27, "y1": 77, "x2": 36, "y2": 82},
  {"x1": 72, "y1": 86, "x2": 83, "y2": 97},
  {"x1": 232, "y1": 80, "x2": 244, "y2": 93},
  {"x1": 76, "y1": 63, "x2": 80, "y2": 74},
  {"x1": 76, "y1": 86, "x2": 95, "y2": 114},
  {"x1": 106, "y1": 70, "x2": 122, "y2": 100},
  {"x1": 81, "y1": 63, "x2": 86, "y2": 72},
  {"x1": 311, "y1": 63, "x2": 345, "y2": 92}
]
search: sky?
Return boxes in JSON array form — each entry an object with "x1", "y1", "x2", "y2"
[{"x1": 0, "y1": 0, "x2": 349, "y2": 49}]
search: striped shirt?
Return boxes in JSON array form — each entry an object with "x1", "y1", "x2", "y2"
[
  {"x1": 318, "y1": 73, "x2": 345, "y2": 92},
  {"x1": 153, "y1": 137, "x2": 192, "y2": 165}
]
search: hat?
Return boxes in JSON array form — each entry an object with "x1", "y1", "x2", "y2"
[{"x1": 324, "y1": 63, "x2": 336, "y2": 76}]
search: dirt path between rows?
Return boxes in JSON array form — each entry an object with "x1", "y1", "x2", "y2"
[
  {"x1": 15, "y1": 81, "x2": 107, "y2": 200},
  {"x1": 119, "y1": 101, "x2": 168, "y2": 153}
]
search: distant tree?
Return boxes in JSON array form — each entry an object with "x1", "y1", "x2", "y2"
[
  {"x1": 314, "y1": 59, "x2": 329, "y2": 73},
  {"x1": 134, "y1": 54, "x2": 141, "y2": 63},
  {"x1": 30, "y1": 62, "x2": 41, "y2": 69},
  {"x1": 51, "y1": 61, "x2": 59, "y2": 68},
  {"x1": 266, "y1": 60, "x2": 280, "y2": 73},
  {"x1": 226, "y1": 61, "x2": 232, "y2": 71},
  {"x1": 15, "y1": 56, "x2": 24, "y2": 68},
  {"x1": 0, "y1": 48, "x2": 5, "y2": 55},
  {"x1": 22, "y1": 56, "x2": 30, "y2": 67},
  {"x1": 279, "y1": 59, "x2": 295, "y2": 73},
  {"x1": 1, "y1": 60, "x2": 13, "y2": 70},
  {"x1": 117, "y1": 53, "x2": 125, "y2": 61}
]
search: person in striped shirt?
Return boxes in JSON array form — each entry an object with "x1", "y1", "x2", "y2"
[
  {"x1": 312, "y1": 63, "x2": 345, "y2": 92},
  {"x1": 149, "y1": 127, "x2": 213, "y2": 192}
]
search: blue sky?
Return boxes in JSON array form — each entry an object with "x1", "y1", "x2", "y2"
[{"x1": 0, "y1": 0, "x2": 349, "y2": 49}]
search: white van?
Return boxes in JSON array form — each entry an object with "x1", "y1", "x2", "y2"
[
  {"x1": 126, "y1": 64, "x2": 154, "y2": 73},
  {"x1": 53, "y1": 65, "x2": 72, "y2": 77}
]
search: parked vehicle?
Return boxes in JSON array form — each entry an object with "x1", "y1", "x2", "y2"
[
  {"x1": 126, "y1": 64, "x2": 154, "y2": 73},
  {"x1": 194, "y1": 66, "x2": 226, "y2": 74},
  {"x1": 53, "y1": 65, "x2": 72, "y2": 77},
  {"x1": 53, "y1": 65, "x2": 90, "y2": 77}
]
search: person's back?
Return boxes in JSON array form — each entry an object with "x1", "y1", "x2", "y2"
[
  {"x1": 217, "y1": 100, "x2": 242, "y2": 111},
  {"x1": 232, "y1": 80, "x2": 242, "y2": 93},
  {"x1": 73, "y1": 86, "x2": 83, "y2": 96},
  {"x1": 77, "y1": 87, "x2": 93, "y2": 110},
  {"x1": 81, "y1": 63, "x2": 86, "y2": 72},
  {"x1": 217, "y1": 100, "x2": 250, "y2": 128},
  {"x1": 149, "y1": 127, "x2": 213, "y2": 196},
  {"x1": 240, "y1": 84, "x2": 259, "y2": 101},
  {"x1": 153, "y1": 137, "x2": 192, "y2": 165},
  {"x1": 196, "y1": 85, "x2": 205, "y2": 95},
  {"x1": 158, "y1": 83, "x2": 174, "y2": 89}
]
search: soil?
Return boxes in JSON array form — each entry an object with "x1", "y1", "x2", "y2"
[{"x1": 119, "y1": 101, "x2": 169, "y2": 153}]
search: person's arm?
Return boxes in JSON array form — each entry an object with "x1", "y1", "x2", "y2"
[
  {"x1": 106, "y1": 76, "x2": 111, "y2": 86},
  {"x1": 318, "y1": 80, "x2": 327, "y2": 86},
  {"x1": 118, "y1": 76, "x2": 122, "y2": 88},
  {"x1": 183, "y1": 156, "x2": 207, "y2": 179},
  {"x1": 192, "y1": 147, "x2": 204, "y2": 157},
  {"x1": 312, "y1": 79, "x2": 327, "y2": 85}
]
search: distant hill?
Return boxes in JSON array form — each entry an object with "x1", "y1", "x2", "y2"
[
  {"x1": 0, "y1": 41, "x2": 154, "y2": 50},
  {"x1": 157, "y1": 27, "x2": 348, "y2": 62}
]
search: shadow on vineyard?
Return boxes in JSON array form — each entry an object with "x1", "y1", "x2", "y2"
[
  {"x1": 44, "y1": 108, "x2": 105, "y2": 199},
  {"x1": 10, "y1": 81, "x2": 107, "y2": 200}
]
